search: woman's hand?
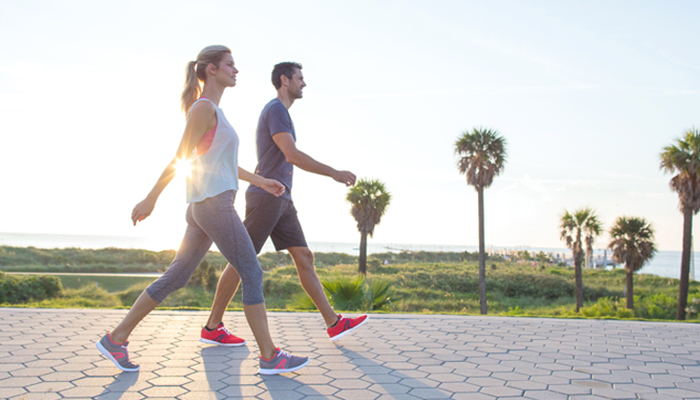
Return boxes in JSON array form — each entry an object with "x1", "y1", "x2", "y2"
[
  {"x1": 131, "y1": 197, "x2": 156, "y2": 225},
  {"x1": 260, "y1": 179, "x2": 285, "y2": 197}
]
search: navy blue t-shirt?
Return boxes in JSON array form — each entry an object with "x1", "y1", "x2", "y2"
[{"x1": 247, "y1": 99, "x2": 295, "y2": 199}]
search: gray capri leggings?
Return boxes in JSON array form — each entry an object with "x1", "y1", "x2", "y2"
[{"x1": 146, "y1": 190, "x2": 264, "y2": 305}]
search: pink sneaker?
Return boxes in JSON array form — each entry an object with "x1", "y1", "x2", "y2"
[
  {"x1": 200, "y1": 322, "x2": 246, "y2": 347},
  {"x1": 327, "y1": 314, "x2": 369, "y2": 342}
]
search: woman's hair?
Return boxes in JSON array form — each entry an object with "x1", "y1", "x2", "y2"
[{"x1": 181, "y1": 45, "x2": 232, "y2": 116}]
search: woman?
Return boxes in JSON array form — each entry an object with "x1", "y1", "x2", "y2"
[{"x1": 95, "y1": 45, "x2": 309, "y2": 375}]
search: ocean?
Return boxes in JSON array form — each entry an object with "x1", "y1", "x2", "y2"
[{"x1": 0, "y1": 232, "x2": 696, "y2": 281}]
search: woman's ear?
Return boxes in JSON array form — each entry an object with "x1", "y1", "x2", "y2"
[{"x1": 206, "y1": 62, "x2": 218, "y2": 76}]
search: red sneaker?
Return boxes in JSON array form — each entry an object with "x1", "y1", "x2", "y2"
[
  {"x1": 200, "y1": 322, "x2": 246, "y2": 347},
  {"x1": 327, "y1": 314, "x2": 369, "y2": 342}
]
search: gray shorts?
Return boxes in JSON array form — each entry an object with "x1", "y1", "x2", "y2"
[{"x1": 244, "y1": 191, "x2": 307, "y2": 254}]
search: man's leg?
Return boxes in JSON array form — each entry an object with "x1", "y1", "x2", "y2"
[
  {"x1": 287, "y1": 246, "x2": 338, "y2": 328},
  {"x1": 205, "y1": 263, "x2": 241, "y2": 330}
]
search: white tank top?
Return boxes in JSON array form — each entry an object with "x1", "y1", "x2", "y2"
[{"x1": 186, "y1": 98, "x2": 239, "y2": 203}]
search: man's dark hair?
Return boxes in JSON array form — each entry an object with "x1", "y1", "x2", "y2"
[{"x1": 272, "y1": 62, "x2": 303, "y2": 89}]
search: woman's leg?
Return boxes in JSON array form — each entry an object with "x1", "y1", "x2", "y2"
[
  {"x1": 192, "y1": 191, "x2": 276, "y2": 358},
  {"x1": 111, "y1": 205, "x2": 213, "y2": 343},
  {"x1": 109, "y1": 290, "x2": 159, "y2": 344},
  {"x1": 194, "y1": 191, "x2": 308, "y2": 374}
]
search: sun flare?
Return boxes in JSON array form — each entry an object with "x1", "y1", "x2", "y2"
[{"x1": 175, "y1": 158, "x2": 192, "y2": 177}]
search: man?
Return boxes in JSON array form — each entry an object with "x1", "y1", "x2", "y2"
[{"x1": 199, "y1": 62, "x2": 368, "y2": 346}]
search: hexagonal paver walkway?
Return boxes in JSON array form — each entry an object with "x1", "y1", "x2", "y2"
[{"x1": 1, "y1": 308, "x2": 699, "y2": 399}]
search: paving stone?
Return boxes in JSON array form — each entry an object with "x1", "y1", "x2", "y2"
[
  {"x1": 506, "y1": 380, "x2": 548, "y2": 390},
  {"x1": 0, "y1": 387, "x2": 27, "y2": 398},
  {"x1": 25, "y1": 379, "x2": 76, "y2": 394},
  {"x1": 590, "y1": 388, "x2": 639, "y2": 399},
  {"x1": 656, "y1": 387, "x2": 700, "y2": 398},
  {"x1": 437, "y1": 381, "x2": 480, "y2": 392},
  {"x1": 465, "y1": 377, "x2": 506, "y2": 387},
  {"x1": 407, "y1": 387, "x2": 454, "y2": 399},
  {"x1": 480, "y1": 385, "x2": 524, "y2": 397},
  {"x1": 549, "y1": 383, "x2": 593, "y2": 395},
  {"x1": 58, "y1": 386, "x2": 108, "y2": 398},
  {"x1": 140, "y1": 385, "x2": 189, "y2": 397},
  {"x1": 9, "y1": 393, "x2": 63, "y2": 400},
  {"x1": 148, "y1": 376, "x2": 191, "y2": 386},
  {"x1": 296, "y1": 384, "x2": 340, "y2": 395},
  {"x1": 451, "y1": 393, "x2": 496, "y2": 400},
  {"x1": 2, "y1": 310, "x2": 700, "y2": 400},
  {"x1": 362, "y1": 373, "x2": 402, "y2": 384},
  {"x1": 177, "y1": 391, "x2": 227, "y2": 400},
  {"x1": 97, "y1": 393, "x2": 145, "y2": 400}
]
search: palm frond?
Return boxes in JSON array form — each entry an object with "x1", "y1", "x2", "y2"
[
  {"x1": 363, "y1": 278, "x2": 393, "y2": 310},
  {"x1": 347, "y1": 179, "x2": 391, "y2": 237},
  {"x1": 322, "y1": 275, "x2": 365, "y2": 311},
  {"x1": 660, "y1": 128, "x2": 700, "y2": 214},
  {"x1": 455, "y1": 127, "x2": 508, "y2": 190},
  {"x1": 608, "y1": 216, "x2": 657, "y2": 273},
  {"x1": 289, "y1": 290, "x2": 318, "y2": 310}
]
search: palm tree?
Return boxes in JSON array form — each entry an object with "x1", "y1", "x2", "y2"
[
  {"x1": 608, "y1": 216, "x2": 657, "y2": 310},
  {"x1": 347, "y1": 179, "x2": 391, "y2": 275},
  {"x1": 455, "y1": 128, "x2": 507, "y2": 315},
  {"x1": 560, "y1": 207, "x2": 603, "y2": 312},
  {"x1": 660, "y1": 128, "x2": 700, "y2": 320}
]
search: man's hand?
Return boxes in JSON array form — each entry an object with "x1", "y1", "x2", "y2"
[
  {"x1": 332, "y1": 170, "x2": 356, "y2": 187},
  {"x1": 261, "y1": 178, "x2": 286, "y2": 197}
]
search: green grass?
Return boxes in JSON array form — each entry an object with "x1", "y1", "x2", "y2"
[
  {"x1": 2, "y1": 246, "x2": 699, "y2": 322},
  {"x1": 54, "y1": 274, "x2": 157, "y2": 292}
]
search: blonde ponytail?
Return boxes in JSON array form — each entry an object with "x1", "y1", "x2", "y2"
[
  {"x1": 181, "y1": 61, "x2": 200, "y2": 116},
  {"x1": 180, "y1": 45, "x2": 232, "y2": 116}
]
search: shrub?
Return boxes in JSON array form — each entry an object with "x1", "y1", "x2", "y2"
[
  {"x1": 289, "y1": 290, "x2": 317, "y2": 310},
  {"x1": 118, "y1": 281, "x2": 150, "y2": 306},
  {"x1": 688, "y1": 295, "x2": 700, "y2": 320},
  {"x1": 0, "y1": 272, "x2": 63, "y2": 304},
  {"x1": 323, "y1": 275, "x2": 365, "y2": 311},
  {"x1": 314, "y1": 252, "x2": 357, "y2": 266},
  {"x1": 258, "y1": 252, "x2": 293, "y2": 270},
  {"x1": 321, "y1": 275, "x2": 394, "y2": 311},
  {"x1": 188, "y1": 259, "x2": 217, "y2": 291},
  {"x1": 635, "y1": 293, "x2": 676, "y2": 320},
  {"x1": 363, "y1": 278, "x2": 393, "y2": 310},
  {"x1": 580, "y1": 297, "x2": 634, "y2": 319}
]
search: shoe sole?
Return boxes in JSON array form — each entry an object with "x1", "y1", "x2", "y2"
[
  {"x1": 199, "y1": 338, "x2": 246, "y2": 347},
  {"x1": 258, "y1": 358, "x2": 310, "y2": 375},
  {"x1": 95, "y1": 341, "x2": 140, "y2": 372},
  {"x1": 330, "y1": 315, "x2": 369, "y2": 342}
]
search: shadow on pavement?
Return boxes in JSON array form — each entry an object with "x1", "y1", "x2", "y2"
[
  {"x1": 94, "y1": 370, "x2": 140, "y2": 399},
  {"x1": 260, "y1": 373, "x2": 325, "y2": 400},
  {"x1": 203, "y1": 345, "x2": 324, "y2": 399},
  {"x1": 202, "y1": 345, "x2": 249, "y2": 398},
  {"x1": 341, "y1": 347, "x2": 451, "y2": 399}
]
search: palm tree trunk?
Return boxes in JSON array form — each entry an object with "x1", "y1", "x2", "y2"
[
  {"x1": 359, "y1": 231, "x2": 368, "y2": 275},
  {"x1": 574, "y1": 249, "x2": 584, "y2": 312},
  {"x1": 626, "y1": 266, "x2": 634, "y2": 310},
  {"x1": 678, "y1": 208, "x2": 692, "y2": 320},
  {"x1": 478, "y1": 187, "x2": 487, "y2": 315}
]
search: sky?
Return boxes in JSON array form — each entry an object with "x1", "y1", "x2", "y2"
[{"x1": 0, "y1": 0, "x2": 699, "y2": 252}]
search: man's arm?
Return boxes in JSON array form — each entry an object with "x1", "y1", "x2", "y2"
[{"x1": 272, "y1": 132, "x2": 356, "y2": 186}]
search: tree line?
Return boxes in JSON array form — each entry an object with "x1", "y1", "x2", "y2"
[{"x1": 454, "y1": 127, "x2": 699, "y2": 320}]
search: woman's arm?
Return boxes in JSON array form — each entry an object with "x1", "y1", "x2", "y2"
[
  {"x1": 131, "y1": 102, "x2": 216, "y2": 225},
  {"x1": 238, "y1": 167, "x2": 285, "y2": 197}
]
